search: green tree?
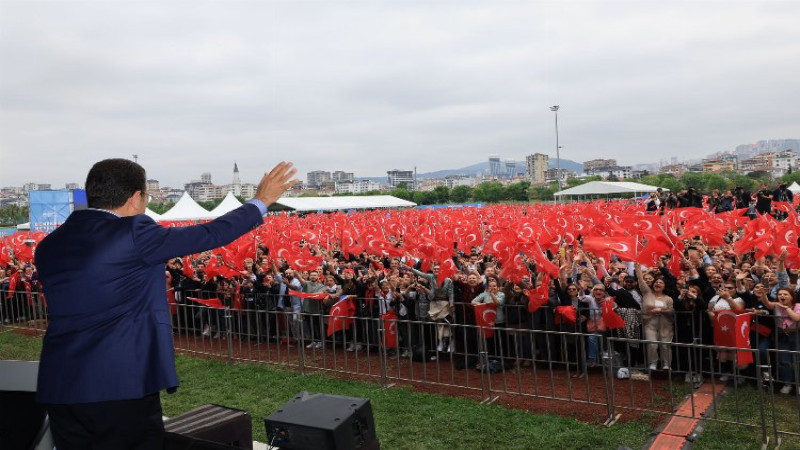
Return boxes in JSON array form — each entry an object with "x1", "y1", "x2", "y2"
[
  {"x1": 391, "y1": 187, "x2": 413, "y2": 201},
  {"x1": 505, "y1": 181, "x2": 530, "y2": 202},
  {"x1": 147, "y1": 202, "x2": 174, "y2": 214},
  {"x1": 197, "y1": 198, "x2": 225, "y2": 210},
  {"x1": 395, "y1": 182, "x2": 409, "y2": 190},
  {"x1": 639, "y1": 174, "x2": 684, "y2": 193},
  {"x1": 412, "y1": 190, "x2": 438, "y2": 205},
  {"x1": 746, "y1": 171, "x2": 772, "y2": 183},
  {"x1": 703, "y1": 173, "x2": 731, "y2": 192},
  {"x1": 721, "y1": 171, "x2": 757, "y2": 192},
  {"x1": 432, "y1": 185, "x2": 450, "y2": 204},
  {"x1": 781, "y1": 171, "x2": 800, "y2": 185},
  {"x1": 566, "y1": 176, "x2": 602, "y2": 188},
  {"x1": 472, "y1": 182, "x2": 505, "y2": 203},
  {"x1": 0, "y1": 204, "x2": 29, "y2": 226},
  {"x1": 529, "y1": 186, "x2": 556, "y2": 201},
  {"x1": 679, "y1": 172, "x2": 705, "y2": 191},
  {"x1": 450, "y1": 185, "x2": 472, "y2": 203}
]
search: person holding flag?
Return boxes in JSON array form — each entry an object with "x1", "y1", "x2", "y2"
[
  {"x1": 707, "y1": 276, "x2": 746, "y2": 383},
  {"x1": 296, "y1": 270, "x2": 326, "y2": 349},
  {"x1": 636, "y1": 263, "x2": 675, "y2": 372},
  {"x1": 757, "y1": 287, "x2": 800, "y2": 394},
  {"x1": 471, "y1": 279, "x2": 506, "y2": 363},
  {"x1": 409, "y1": 264, "x2": 455, "y2": 354},
  {"x1": 321, "y1": 274, "x2": 343, "y2": 346}
]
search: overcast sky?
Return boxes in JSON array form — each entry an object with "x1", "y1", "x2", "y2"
[{"x1": 1, "y1": 0, "x2": 798, "y2": 188}]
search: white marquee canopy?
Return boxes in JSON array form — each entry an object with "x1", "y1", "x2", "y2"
[
  {"x1": 158, "y1": 192, "x2": 215, "y2": 221},
  {"x1": 554, "y1": 181, "x2": 667, "y2": 200},
  {"x1": 270, "y1": 195, "x2": 416, "y2": 212}
]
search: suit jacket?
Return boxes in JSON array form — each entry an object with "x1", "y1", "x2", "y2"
[{"x1": 34, "y1": 204, "x2": 263, "y2": 404}]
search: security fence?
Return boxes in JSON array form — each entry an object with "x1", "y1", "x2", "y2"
[{"x1": 4, "y1": 292, "x2": 800, "y2": 447}]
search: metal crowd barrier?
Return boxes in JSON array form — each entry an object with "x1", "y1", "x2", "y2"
[{"x1": 4, "y1": 291, "x2": 800, "y2": 447}]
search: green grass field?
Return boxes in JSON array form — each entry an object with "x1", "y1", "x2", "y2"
[{"x1": 2, "y1": 330, "x2": 795, "y2": 449}]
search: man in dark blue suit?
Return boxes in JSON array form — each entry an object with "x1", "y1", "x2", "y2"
[{"x1": 34, "y1": 158, "x2": 297, "y2": 449}]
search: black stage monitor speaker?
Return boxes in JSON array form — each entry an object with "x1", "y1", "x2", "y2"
[
  {"x1": 265, "y1": 391, "x2": 379, "y2": 450},
  {"x1": 164, "y1": 404, "x2": 253, "y2": 450}
]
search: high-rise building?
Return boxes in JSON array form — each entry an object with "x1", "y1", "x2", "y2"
[
  {"x1": 488, "y1": 156, "x2": 502, "y2": 178},
  {"x1": 240, "y1": 183, "x2": 257, "y2": 198},
  {"x1": 332, "y1": 171, "x2": 354, "y2": 182},
  {"x1": 774, "y1": 150, "x2": 798, "y2": 175},
  {"x1": 387, "y1": 169, "x2": 414, "y2": 189},
  {"x1": 584, "y1": 159, "x2": 617, "y2": 172},
  {"x1": 335, "y1": 179, "x2": 381, "y2": 194},
  {"x1": 146, "y1": 179, "x2": 160, "y2": 192},
  {"x1": 307, "y1": 170, "x2": 332, "y2": 188},
  {"x1": 526, "y1": 153, "x2": 549, "y2": 184},
  {"x1": 200, "y1": 172, "x2": 212, "y2": 183},
  {"x1": 504, "y1": 160, "x2": 517, "y2": 179}
]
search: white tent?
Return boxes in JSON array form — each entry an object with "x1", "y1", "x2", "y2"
[
  {"x1": 209, "y1": 192, "x2": 244, "y2": 217},
  {"x1": 270, "y1": 195, "x2": 416, "y2": 212},
  {"x1": 145, "y1": 208, "x2": 163, "y2": 221},
  {"x1": 158, "y1": 192, "x2": 214, "y2": 221},
  {"x1": 554, "y1": 181, "x2": 667, "y2": 201},
  {"x1": 788, "y1": 182, "x2": 800, "y2": 194}
]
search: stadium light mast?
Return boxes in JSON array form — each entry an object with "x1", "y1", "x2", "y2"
[{"x1": 549, "y1": 105, "x2": 561, "y2": 193}]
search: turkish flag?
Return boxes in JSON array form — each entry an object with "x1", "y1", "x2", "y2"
[
  {"x1": 287, "y1": 289, "x2": 328, "y2": 301},
  {"x1": 474, "y1": 302, "x2": 497, "y2": 338},
  {"x1": 714, "y1": 311, "x2": 753, "y2": 366},
  {"x1": 498, "y1": 253, "x2": 529, "y2": 284},
  {"x1": 187, "y1": 297, "x2": 226, "y2": 309},
  {"x1": 6, "y1": 272, "x2": 19, "y2": 299},
  {"x1": 203, "y1": 255, "x2": 220, "y2": 280},
  {"x1": 601, "y1": 300, "x2": 625, "y2": 329},
  {"x1": 530, "y1": 244, "x2": 560, "y2": 279},
  {"x1": 13, "y1": 237, "x2": 34, "y2": 263},
  {"x1": 182, "y1": 256, "x2": 194, "y2": 278},
  {"x1": 555, "y1": 305, "x2": 577, "y2": 325},
  {"x1": 527, "y1": 275, "x2": 550, "y2": 313},
  {"x1": 581, "y1": 236, "x2": 638, "y2": 262},
  {"x1": 0, "y1": 243, "x2": 10, "y2": 267},
  {"x1": 636, "y1": 235, "x2": 672, "y2": 266},
  {"x1": 437, "y1": 257, "x2": 458, "y2": 285},
  {"x1": 327, "y1": 296, "x2": 356, "y2": 336},
  {"x1": 381, "y1": 310, "x2": 398, "y2": 349}
]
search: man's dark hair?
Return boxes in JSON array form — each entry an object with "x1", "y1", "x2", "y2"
[{"x1": 85, "y1": 159, "x2": 146, "y2": 209}]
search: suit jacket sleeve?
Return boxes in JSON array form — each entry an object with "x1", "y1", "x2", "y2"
[{"x1": 134, "y1": 203, "x2": 263, "y2": 265}]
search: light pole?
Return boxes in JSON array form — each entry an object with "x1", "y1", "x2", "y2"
[{"x1": 549, "y1": 105, "x2": 561, "y2": 192}]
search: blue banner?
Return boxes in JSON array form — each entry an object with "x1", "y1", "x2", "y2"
[{"x1": 29, "y1": 190, "x2": 74, "y2": 233}]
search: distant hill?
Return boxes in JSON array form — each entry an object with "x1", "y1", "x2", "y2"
[{"x1": 360, "y1": 159, "x2": 583, "y2": 184}]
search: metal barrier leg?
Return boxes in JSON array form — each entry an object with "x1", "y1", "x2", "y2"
[
  {"x1": 601, "y1": 338, "x2": 619, "y2": 426},
  {"x1": 297, "y1": 313, "x2": 306, "y2": 376},
  {"x1": 224, "y1": 309, "x2": 234, "y2": 362},
  {"x1": 477, "y1": 329, "x2": 497, "y2": 405}
]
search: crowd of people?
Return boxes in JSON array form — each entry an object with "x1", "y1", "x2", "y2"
[{"x1": 3, "y1": 182, "x2": 800, "y2": 393}]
